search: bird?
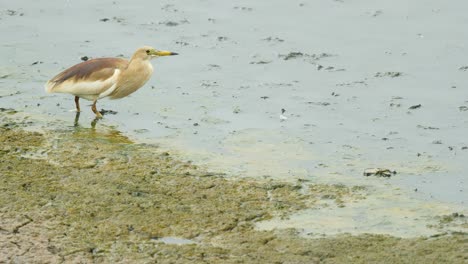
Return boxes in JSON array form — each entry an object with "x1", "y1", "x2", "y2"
[{"x1": 45, "y1": 46, "x2": 178, "y2": 118}]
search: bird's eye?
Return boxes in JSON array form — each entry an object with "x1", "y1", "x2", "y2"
[{"x1": 146, "y1": 50, "x2": 150, "y2": 54}]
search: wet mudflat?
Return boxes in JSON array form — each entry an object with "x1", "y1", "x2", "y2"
[
  {"x1": 0, "y1": 112, "x2": 466, "y2": 263},
  {"x1": 0, "y1": 0, "x2": 468, "y2": 262}
]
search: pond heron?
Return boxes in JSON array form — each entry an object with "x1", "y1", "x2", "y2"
[{"x1": 45, "y1": 46, "x2": 178, "y2": 118}]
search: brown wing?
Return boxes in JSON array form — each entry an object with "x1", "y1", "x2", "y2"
[{"x1": 45, "y1": 58, "x2": 128, "y2": 95}]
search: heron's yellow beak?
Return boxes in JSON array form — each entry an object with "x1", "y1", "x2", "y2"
[{"x1": 153, "y1": 50, "x2": 178, "y2": 56}]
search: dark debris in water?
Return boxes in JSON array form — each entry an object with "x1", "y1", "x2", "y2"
[
  {"x1": 320, "y1": 65, "x2": 345, "y2": 72},
  {"x1": 163, "y1": 21, "x2": 179, "y2": 26},
  {"x1": 0, "y1": 91, "x2": 21, "y2": 98},
  {"x1": 306, "y1": 101, "x2": 330, "y2": 106},
  {"x1": 336, "y1": 80, "x2": 368, "y2": 87},
  {"x1": 280, "y1": 52, "x2": 304, "y2": 60},
  {"x1": 233, "y1": 6, "x2": 253, "y2": 11},
  {"x1": 161, "y1": 4, "x2": 178, "y2": 12},
  {"x1": 250, "y1": 60, "x2": 272, "y2": 65},
  {"x1": 6, "y1": 10, "x2": 24, "y2": 16},
  {"x1": 374, "y1": 72, "x2": 403, "y2": 78},
  {"x1": 176, "y1": 41, "x2": 189, "y2": 46},
  {"x1": 0, "y1": 108, "x2": 18, "y2": 114},
  {"x1": 437, "y1": 212, "x2": 467, "y2": 225},
  {"x1": 363, "y1": 168, "x2": 396, "y2": 178},
  {"x1": 408, "y1": 104, "x2": 422, "y2": 110},
  {"x1": 99, "y1": 109, "x2": 118, "y2": 115},
  {"x1": 371, "y1": 10, "x2": 383, "y2": 17},
  {"x1": 417, "y1": 125, "x2": 439, "y2": 130},
  {"x1": 458, "y1": 66, "x2": 468, "y2": 71},
  {"x1": 262, "y1": 37, "x2": 284, "y2": 42},
  {"x1": 279, "y1": 52, "x2": 333, "y2": 61},
  {"x1": 100, "y1": 17, "x2": 125, "y2": 23},
  {"x1": 159, "y1": 19, "x2": 189, "y2": 27}
]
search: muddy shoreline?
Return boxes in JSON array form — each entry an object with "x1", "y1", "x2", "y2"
[{"x1": 0, "y1": 112, "x2": 466, "y2": 263}]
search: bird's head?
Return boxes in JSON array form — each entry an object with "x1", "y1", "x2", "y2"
[{"x1": 134, "y1": 46, "x2": 178, "y2": 60}]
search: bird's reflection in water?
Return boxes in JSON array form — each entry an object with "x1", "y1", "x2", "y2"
[
  {"x1": 72, "y1": 112, "x2": 132, "y2": 144},
  {"x1": 91, "y1": 117, "x2": 99, "y2": 129},
  {"x1": 73, "y1": 112, "x2": 100, "y2": 129},
  {"x1": 73, "y1": 112, "x2": 81, "y2": 127}
]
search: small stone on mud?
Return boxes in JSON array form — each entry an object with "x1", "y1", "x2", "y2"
[{"x1": 81, "y1": 56, "x2": 89, "y2": 61}]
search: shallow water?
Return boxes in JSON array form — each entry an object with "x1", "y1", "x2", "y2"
[{"x1": 0, "y1": 0, "x2": 467, "y2": 237}]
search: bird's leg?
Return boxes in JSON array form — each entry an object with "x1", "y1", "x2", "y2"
[
  {"x1": 91, "y1": 99, "x2": 103, "y2": 118},
  {"x1": 74, "y1": 96, "x2": 81, "y2": 112}
]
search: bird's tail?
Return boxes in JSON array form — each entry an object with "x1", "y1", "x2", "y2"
[{"x1": 44, "y1": 81, "x2": 55, "y2": 93}]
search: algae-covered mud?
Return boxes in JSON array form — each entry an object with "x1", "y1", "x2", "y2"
[{"x1": 0, "y1": 112, "x2": 466, "y2": 263}]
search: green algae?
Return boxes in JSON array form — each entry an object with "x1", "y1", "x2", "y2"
[{"x1": 0, "y1": 113, "x2": 466, "y2": 263}]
